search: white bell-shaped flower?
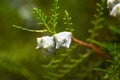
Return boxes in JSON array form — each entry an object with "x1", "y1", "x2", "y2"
[
  {"x1": 110, "y1": 3, "x2": 120, "y2": 17},
  {"x1": 36, "y1": 36, "x2": 55, "y2": 54},
  {"x1": 53, "y1": 31, "x2": 72, "y2": 49}
]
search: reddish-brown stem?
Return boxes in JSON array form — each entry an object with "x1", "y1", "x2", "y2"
[{"x1": 72, "y1": 37, "x2": 111, "y2": 60}]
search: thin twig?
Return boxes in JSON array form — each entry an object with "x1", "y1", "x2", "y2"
[
  {"x1": 13, "y1": 25, "x2": 47, "y2": 32},
  {"x1": 72, "y1": 37, "x2": 111, "y2": 60}
]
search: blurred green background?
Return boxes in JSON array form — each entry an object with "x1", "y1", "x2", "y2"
[{"x1": 0, "y1": 0, "x2": 105, "y2": 80}]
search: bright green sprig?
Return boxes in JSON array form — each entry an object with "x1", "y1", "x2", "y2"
[
  {"x1": 14, "y1": 0, "x2": 73, "y2": 35},
  {"x1": 33, "y1": 0, "x2": 60, "y2": 34},
  {"x1": 13, "y1": 25, "x2": 47, "y2": 33},
  {"x1": 33, "y1": 8, "x2": 53, "y2": 34},
  {"x1": 63, "y1": 10, "x2": 74, "y2": 32},
  {"x1": 47, "y1": 0, "x2": 59, "y2": 34},
  {"x1": 33, "y1": 8, "x2": 47, "y2": 24}
]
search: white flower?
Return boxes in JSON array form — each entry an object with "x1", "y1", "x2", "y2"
[
  {"x1": 53, "y1": 31, "x2": 72, "y2": 49},
  {"x1": 36, "y1": 36, "x2": 55, "y2": 54},
  {"x1": 110, "y1": 3, "x2": 120, "y2": 17},
  {"x1": 107, "y1": 0, "x2": 116, "y2": 9},
  {"x1": 36, "y1": 31, "x2": 72, "y2": 55}
]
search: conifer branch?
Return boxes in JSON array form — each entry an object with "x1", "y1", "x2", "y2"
[{"x1": 72, "y1": 37, "x2": 111, "y2": 60}]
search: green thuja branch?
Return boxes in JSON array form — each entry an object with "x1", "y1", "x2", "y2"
[
  {"x1": 13, "y1": 0, "x2": 60, "y2": 34},
  {"x1": 88, "y1": 0, "x2": 120, "y2": 79},
  {"x1": 94, "y1": 42, "x2": 120, "y2": 80},
  {"x1": 42, "y1": 44, "x2": 91, "y2": 80},
  {"x1": 48, "y1": 0, "x2": 59, "y2": 34},
  {"x1": 63, "y1": 10, "x2": 74, "y2": 32},
  {"x1": 33, "y1": 8, "x2": 52, "y2": 33},
  {"x1": 86, "y1": 0, "x2": 111, "y2": 59},
  {"x1": 88, "y1": 0, "x2": 105, "y2": 39},
  {"x1": 41, "y1": 45, "x2": 77, "y2": 80},
  {"x1": 13, "y1": 0, "x2": 74, "y2": 34},
  {"x1": 12, "y1": 0, "x2": 118, "y2": 80}
]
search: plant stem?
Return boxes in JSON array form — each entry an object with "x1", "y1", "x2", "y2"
[{"x1": 72, "y1": 37, "x2": 111, "y2": 60}]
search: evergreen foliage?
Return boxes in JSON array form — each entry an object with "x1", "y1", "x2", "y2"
[
  {"x1": 88, "y1": 0, "x2": 120, "y2": 79},
  {"x1": 0, "y1": 0, "x2": 120, "y2": 80}
]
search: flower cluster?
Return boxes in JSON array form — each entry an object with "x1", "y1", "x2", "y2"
[
  {"x1": 36, "y1": 31, "x2": 72, "y2": 55},
  {"x1": 107, "y1": 0, "x2": 120, "y2": 17}
]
